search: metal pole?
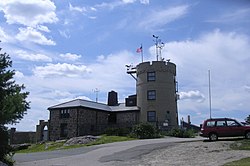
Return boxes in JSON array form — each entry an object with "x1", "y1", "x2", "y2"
[
  {"x1": 208, "y1": 70, "x2": 212, "y2": 119},
  {"x1": 141, "y1": 44, "x2": 143, "y2": 62}
]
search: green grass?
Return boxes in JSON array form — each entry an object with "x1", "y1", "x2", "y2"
[
  {"x1": 230, "y1": 140, "x2": 250, "y2": 150},
  {"x1": 223, "y1": 139, "x2": 250, "y2": 166},
  {"x1": 224, "y1": 157, "x2": 250, "y2": 166},
  {"x1": 16, "y1": 135, "x2": 136, "y2": 153}
]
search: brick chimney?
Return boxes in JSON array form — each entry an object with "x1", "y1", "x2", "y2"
[{"x1": 107, "y1": 91, "x2": 118, "y2": 106}]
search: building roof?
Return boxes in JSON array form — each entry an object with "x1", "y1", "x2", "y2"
[
  {"x1": 48, "y1": 99, "x2": 139, "y2": 112},
  {"x1": 48, "y1": 99, "x2": 111, "y2": 111}
]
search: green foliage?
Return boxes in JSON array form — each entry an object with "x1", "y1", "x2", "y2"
[
  {"x1": 0, "y1": 48, "x2": 30, "y2": 165},
  {"x1": 0, "y1": 126, "x2": 14, "y2": 166},
  {"x1": 130, "y1": 123, "x2": 160, "y2": 139},
  {"x1": 105, "y1": 127, "x2": 131, "y2": 136},
  {"x1": 166, "y1": 128, "x2": 196, "y2": 138}
]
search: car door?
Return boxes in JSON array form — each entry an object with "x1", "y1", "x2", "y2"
[
  {"x1": 226, "y1": 120, "x2": 243, "y2": 136},
  {"x1": 215, "y1": 120, "x2": 227, "y2": 136}
]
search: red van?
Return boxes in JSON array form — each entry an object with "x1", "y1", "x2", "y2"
[{"x1": 200, "y1": 118, "x2": 250, "y2": 141}]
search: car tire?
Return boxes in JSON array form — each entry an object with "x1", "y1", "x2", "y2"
[
  {"x1": 245, "y1": 131, "x2": 250, "y2": 139},
  {"x1": 209, "y1": 133, "x2": 218, "y2": 141}
]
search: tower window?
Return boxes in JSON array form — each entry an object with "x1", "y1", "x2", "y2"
[
  {"x1": 147, "y1": 72, "x2": 156, "y2": 81},
  {"x1": 60, "y1": 109, "x2": 70, "y2": 118},
  {"x1": 147, "y1": 111, "x2": 156, "y2": 122},
  {"x1": 147, "y1": 90, "x2": 156, "y2": 100}
]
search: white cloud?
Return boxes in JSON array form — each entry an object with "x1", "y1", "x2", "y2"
[
  {"x1": 244, "y1": 85, "x2": 250, "y2": 92},
  {"x1": 157, "y1": 30, "x2": 250, "y2": 118},
  {"x1": 36, "y1": 25, "x2": 50, "y2": 33},
  {"x1": 139, "y1": 0, "x2": 149, "y2": 4},
  {"x1": 0, "y1": 0, "x2": 58, "y2": 27},
  {"x1": 179, "y1": 90, "x2": 205, "y2": 103},
  {"x1": 59, "y1": 53, "x2": 81, "y2": 61},
  {"x1": 138, "y1": 5, "x2": 189, "y2": 30},
  {"x1": 16, "y1": 27, "x2": 56, "y2": 45},
  {"x1": 15, "y1": 50, "x2": 52, "y2": 62},
  {"x1": 122, "y1": 0, "x2": 137, "y2": 4},
  {"x1": 0, "y1": 27, "x2": 13, "y2": 43},
  {"x1": 14, "y1": 71, "x2": 24, "y2": 78},
  {"x1": 69, "y1": 3, "x2": 87, "y2": 13},
  {"x1": 59, "y1": 30, "x2": 71, "y2": 38},
  {"x1": 33, "y1": 63, "x2": 92, "y2": 78}
]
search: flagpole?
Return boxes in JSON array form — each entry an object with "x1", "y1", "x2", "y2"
[
  {"x1": 141, "y1": 44, "x2": 143, "y2": 62},
  {"x1": 208, "y1": 70, "x2": 212, "y2": 119}
]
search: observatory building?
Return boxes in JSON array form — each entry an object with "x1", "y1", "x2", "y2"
[
  {"x1": 127, "y1": 60, "x2": 178, "y2": 129},
  {"x1": 43, "y1": 36, "x2": 179, "y2": 141}
]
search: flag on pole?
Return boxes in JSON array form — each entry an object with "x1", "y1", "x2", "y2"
[
  {"x1": 136, "y1": 44, "x2": 143, "y2": 62},
  {"x1": 136, "y1": 46, "x2": 142, "y2": 53}
]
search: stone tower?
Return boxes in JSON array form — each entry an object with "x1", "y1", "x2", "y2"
[{"x1": 136, "y1": 60, "x2": 178, "y2": 129}]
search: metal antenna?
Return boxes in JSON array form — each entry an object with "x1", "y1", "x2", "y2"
[
  {"x1": 153, "y1": 35, "x2": 164, "y2": 61},
  {"x1": 93, "y1": 88, "x2": 100, "y2": 102}
]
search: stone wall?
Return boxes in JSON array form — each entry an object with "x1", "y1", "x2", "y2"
[
  {"x1": 9, "y1": 128, "x2": 36, "y2": 144},
  {"x1": 116, "y1": 111, "x2": 139, "y2": 128},
  {"x1": 49, "y1": 107, "x2": 110, "y2": 140}
]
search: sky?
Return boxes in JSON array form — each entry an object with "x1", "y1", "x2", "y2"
[{"x1": 0, "y1": 0, "x2": 250, "y2": 131}]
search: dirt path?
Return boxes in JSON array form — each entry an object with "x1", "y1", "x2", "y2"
[{"x1": 109, "y1": 140, "x2": 250, "y2": 166}]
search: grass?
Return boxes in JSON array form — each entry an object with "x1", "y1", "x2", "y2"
[
  {"x1": 230, "y1": 139, "x2": 250, "y2": 150},
  {"x1": 223, "y1": 139, "x2": 250, "y2": 166},
  {"x1": 16, "y1": 135, "x2": 136, "y2": 153},
  {"x1": 224, "y1": 157, "x2": 250, "y2": 166}
]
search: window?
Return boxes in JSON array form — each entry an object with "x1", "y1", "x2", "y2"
[
  {"x1": 227, "y1": 120, "x2": 239, "y2": 127},
  {"x1": 147, "y1": 111, "x2": 156, "y2": 122},
  {"x1": 60, "y1": 109, "x2": 70, "y2": 118},
  {"x1": 60, "y1": 123, "x2": 68, "y2": 137},
  {"x1": 206, "y1": 121, "x2": 215, "y2": 127},
  {"x1": 147, "y1": 72, "x2": 156, "y2": 81},
  {"x1": 147, "y1": 90, "x2": 156, "y2": 100},
  {"x1": 216, "y1": 120, "x2": 226, "y2": 127}
]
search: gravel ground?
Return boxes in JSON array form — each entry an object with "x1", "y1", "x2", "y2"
[{"x1": 110, "y1": 140, "x2": 250, "y2": 166}]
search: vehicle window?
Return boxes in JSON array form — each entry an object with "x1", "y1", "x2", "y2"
[
  {"x1": 216, "y1": 120, "x2": 226, "y2": 127},
  {"x1": 227, "y1": 120, "x2": 239, "y2": 126},
  {"x1": 206, "y1": 121, "x2": 215, "y2": 127}
]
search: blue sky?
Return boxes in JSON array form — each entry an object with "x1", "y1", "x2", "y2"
[{"x1": 0, "y1": 0, "x2": 250, "y2": 131}]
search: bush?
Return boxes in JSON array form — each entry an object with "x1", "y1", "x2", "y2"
[
  {"x1": 166, "y1": 128, "x2": 195, "y2": 138},
  {"x1": 105, "y1": 127, "x2": 131, "y2": 136},
  {"x1": 131, "y1": 123, "x2": 160, "y2": 139},
  {"x1": 0, "y1": 126, "x2": 14, "y2": 166}
]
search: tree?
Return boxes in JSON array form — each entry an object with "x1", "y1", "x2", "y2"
[
  {"x1": 0, "y1": 48, "x2": 30, "y2": 165},
  {"x1": 246, "y1": 115, "x2": 250, "y2": 124}
]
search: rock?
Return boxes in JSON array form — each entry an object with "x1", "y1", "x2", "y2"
[
  {"x1": 11, "y1": 143, "x2": 31, "y2": 151},
  {"x1": 64, "y1": 135, "x2": 100, "y2": 146}
]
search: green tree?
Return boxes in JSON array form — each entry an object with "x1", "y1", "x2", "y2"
[
  {"x1": 0, "y1": 48, "x2": 30, "y2": 165},
  {"x1": 246, "y1": 115, "x2": 250, "y2": 124}
]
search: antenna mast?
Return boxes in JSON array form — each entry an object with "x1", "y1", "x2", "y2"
[
  {"x1": 153, "y1": 35, "x2": 165, "y2": 61},
  {"x1": 93, "y1": 88, "x2": 100, "y2": 102}
]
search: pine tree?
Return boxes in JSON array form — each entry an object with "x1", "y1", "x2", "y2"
[{"x1": 0, "y1": 47, "x2": 30, "y2": 165}]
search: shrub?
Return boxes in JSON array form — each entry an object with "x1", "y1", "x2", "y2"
[
  {"x1": 105, "y1": 127, "x2": 131, "y2": 136},
  {"x1": 166, "y1": 128, "x2": 195, "y2": 138},
  {"x1": 131, "y1": 123, "x2": 160, "y2": 139}
]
